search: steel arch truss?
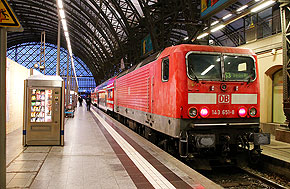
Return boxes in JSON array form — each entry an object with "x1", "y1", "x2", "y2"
[
  {"x1": 6, "y1": 0, "x2": 257, "y2": 85},
  {"x1": 136, "y1": 0, "x2": 203, "y2": 52},
  {"x1": 7, "y1": 0, "x2": 141, "y2": 83}
]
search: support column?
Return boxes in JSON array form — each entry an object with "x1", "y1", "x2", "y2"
[
  {"x1": 66, "y1": 52, "x2": 69, "y2": 107},
  {"x1": 68, "y1": 55, "x2": 71, "y2": 105},
  {"x1": 56, "y1": 19, "x2": 61, "y2": 76},
  {"x1": 0, "y1": 28, "x2": 7, "y2": 188},
  {"x1": 281, "y1": 2, "x2": 290, "y2": 126}
]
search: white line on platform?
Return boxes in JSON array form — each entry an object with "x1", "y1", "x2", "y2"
[{"x1": 92, "y1": 109, "x2": 176, "y2": 189}]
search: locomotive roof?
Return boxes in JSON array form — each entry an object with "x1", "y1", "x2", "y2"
[
  {"x1": 114, "y1": 44, "x2": 256, "y2": 81},
  {"x1": 159, "y1": 44, "x2": 256, "y2": 58},
  {"x1": 117, "y1": 50, "x2": 161, "y2": 79}
]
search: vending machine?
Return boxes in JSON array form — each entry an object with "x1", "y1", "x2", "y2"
[{"x1": 23, "y1": 75, "x2": 65, "y2": 146}]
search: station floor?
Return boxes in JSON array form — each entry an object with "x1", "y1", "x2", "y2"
[
  {"x1": 5, "y1": 106, "x2": 220, "y2": 188},
  {"x1": 5, "y1": 105, "x2": 290, "y2": 188}
]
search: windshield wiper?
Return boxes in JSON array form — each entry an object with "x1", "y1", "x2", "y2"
[
  {"x1": 190, "y1": 67, "x2": 199, "y2": 83},
  {"x1": 246, "y1": 73, "x2": 254, "y2": 85}
]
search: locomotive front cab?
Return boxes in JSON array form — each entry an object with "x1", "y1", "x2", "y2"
[{"x1": 180, "y1": 49, "x2": 270, "y2": 164}]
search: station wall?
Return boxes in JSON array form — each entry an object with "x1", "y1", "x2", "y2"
[
  {"x1": 5, "y1": 58, "x2": 41, "y2": 134},
  {"x1": 6, "y1": 58, "x2": 30, "y2": 134},
  {"x1": 240, "y1": 33, "x2": 284, "y2": 135}
]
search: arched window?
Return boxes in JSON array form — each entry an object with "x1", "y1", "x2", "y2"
[{"x1": 272, "y1": 69, "x2": 286, "y2": 123}]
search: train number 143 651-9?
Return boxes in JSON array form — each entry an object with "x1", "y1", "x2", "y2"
[{"x1": 212, "y1": 109, "x2": 235, "y2": 115}]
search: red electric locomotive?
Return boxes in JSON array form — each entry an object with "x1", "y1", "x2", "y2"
[
  {"x1": 113, "y1": 44, "x2": 270, "y2": 166},
  {"x1": 93, "y1": 44, "x2": 270, "y2": 166}
]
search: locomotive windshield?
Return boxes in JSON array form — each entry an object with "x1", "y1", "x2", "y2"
[
  {"x1": 186, "y1": 53, "x2": 256, "y2": 81},
  {"x1": 224, "y1": 55, "x2": 256, "y2": 81},
  {"x1": 187, "y1": 54, "x2": 222, "y2": 81}
]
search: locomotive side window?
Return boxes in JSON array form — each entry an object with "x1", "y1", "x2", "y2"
[
  {"x1": 187, "y1": 53, "x2": 221, "y2": 81},
  {"x1": 224, "y1": 55, "x2": 256, "y2": 81},
  {"x1": 162, "y1": 58, "x2": 169, "y2": 82}
]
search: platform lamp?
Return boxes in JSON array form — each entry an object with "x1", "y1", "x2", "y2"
[{"x1": 33, "y1": 62, "x2": 45, "y2": 73}]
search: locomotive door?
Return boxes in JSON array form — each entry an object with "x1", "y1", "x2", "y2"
[
  {"x1": 147, "y1": 67, "x2": 155, "y2": 114},
  {"x1": 97, "y1": 93, "x2": 100, "y2": 107}
]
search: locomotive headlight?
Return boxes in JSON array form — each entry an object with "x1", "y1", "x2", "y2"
[
  {"x1": 200, "y1": 107, "x2": 210, "y2": 118},
  {"x1": 238, "y1": 107, "x2": 247, "y2": 117},
  {"x1": 188, "y1": 107, "x2": 198, "y2": 118},
  {"x1": 249, "y1": 107, "x2": 257, "y2": 117}
]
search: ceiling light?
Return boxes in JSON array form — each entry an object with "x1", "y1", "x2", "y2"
[
  {"x1": 61, "y1": 19, "x2": 68, "y2": 31},
  {"x1": 64, "y1": 31, "x2": 69, "y2": 37},
  {"x1": 57, "y1": 0, "x2": 63, "y2": 9},
  {"x1": 59, "y1": 9, "x2": 65, "y2": 19},
  {"x1": 67, "y1": 40, "x2": 71, "y2": 48},
  {"x1": 197, "y1": 32, "x2": 209, "y2": 39},
  {"x1": 236, "y1": 5, "x2": 248, "y2": 12},
  {"x1": 222, "y1": 14, "x2": 232, "y2": 20},
  {"x1": 251, "y1": 0, "x2": 275, "y2": 12},
  {"x1": 211, "y1": 20, "x2": 219, "y2": 26},
  {"x1": 211, "y1": 25, "x2": 225, "y2": 32},
  {"x1": 184, "y1": 36, "x2": 189, "y2": 40}
]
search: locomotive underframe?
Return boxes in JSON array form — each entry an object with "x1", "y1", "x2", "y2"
[
  {"x1": 115, "y1": 105, "x2": 181, "y2": 137},
  {"x1": 115, "y1": 105, "x2": 270, "y2": 166}
]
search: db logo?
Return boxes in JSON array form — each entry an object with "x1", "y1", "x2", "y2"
[{"x1": 218, "y1": 94, "x2": 230, "y2": 103}]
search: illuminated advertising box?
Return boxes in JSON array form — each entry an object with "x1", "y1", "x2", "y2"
[{"x1": 201, "y1": 0, "x2": 236, "y2": 19}]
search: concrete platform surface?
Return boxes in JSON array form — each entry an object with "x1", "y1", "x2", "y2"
[
  {"x1": 262, "y1": 135, "x2": 290, "y2": 163},
  {"x1": 6, "y1": 105, "x2": 221, "y2": 188}
]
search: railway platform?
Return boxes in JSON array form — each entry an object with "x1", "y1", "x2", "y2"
[
  {"x1": 5, "y1": 106, "x2": 221, "y2": 188},
  {"x1": 262, "y1": 136, "x2": 290, "y2": 164}
]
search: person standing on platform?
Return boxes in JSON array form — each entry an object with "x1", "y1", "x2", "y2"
[
  {"x1": 78, "y1": 96, "x2": 83, "y2": 107},
  {"x1": 86, "y1": 95, "x2": 91, "y2": 111}
]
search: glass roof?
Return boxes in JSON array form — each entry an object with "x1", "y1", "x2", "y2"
[{"x1": 7, "y1": 42, "x2": 93, "y2": 77}]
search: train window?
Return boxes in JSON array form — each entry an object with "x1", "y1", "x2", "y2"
[
  {"x1": 162, "y1": 58, "x2": 169, "y2": 82},
  {"x1": 107, "y1": 90, "x2": 111, "y2": 98},
  {"x1": 108, "y1": 89, "x2": 113, "y2": 98},
  {"x1": 224, "y1": 55, "x2": 256, "y2": 81},
  {"x1": 187, "y1": 53, "x2": 221, "y2": 81}
]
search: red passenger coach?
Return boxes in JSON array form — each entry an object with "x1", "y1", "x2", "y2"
[
  {"x1": 92, "y1": 77, "x2": 116, "y2": 112},
  {"x1": 113, "y1": 44, "x2": 270, "y2": 165}
]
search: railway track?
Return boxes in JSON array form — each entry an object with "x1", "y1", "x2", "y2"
[
  {"x1": 201, "y1": 166, "x2": 289, "y2": 189},
  {"x1": 97, "y1": 106, "x2": 290, "y2": 188},
  {"x1": 239, "y1": 167, "x2": 287, "y2": 189}
]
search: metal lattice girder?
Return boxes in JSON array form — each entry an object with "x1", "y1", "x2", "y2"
[
  {"x1": 281, "y1": 1, "x2": 290, "y2": 124},
  {"x1": 7, "y1": 0, "x2": 260, "y2": 84},
  {"x1": 6, "y1": 0, "x2": 205, "y2": 83},
  {"x1": 7, "y1": 0, "x2": 142, "y2": 83},
  {"x1": 136, "y1": 0, "x2": 202, "y2": 52}
]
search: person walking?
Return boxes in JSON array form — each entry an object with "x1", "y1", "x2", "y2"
[
  {"x1": 78, "y1": 96, "x2": 83, "y2": 107},
  {"x1": 86, "y1": 95, "x2": 91, "y2": 111}
]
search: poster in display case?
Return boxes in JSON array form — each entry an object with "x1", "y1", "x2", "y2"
[{"x1": 30, "y1": 89, "x2": 52, "y2": 122}]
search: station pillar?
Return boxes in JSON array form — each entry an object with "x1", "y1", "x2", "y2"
[
  {"x1": 0, "y1": 28, "x2": 7, "y2": 189},
  {"x1": 281, "y1": 1, "x2": 290, "y2": 127}
]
